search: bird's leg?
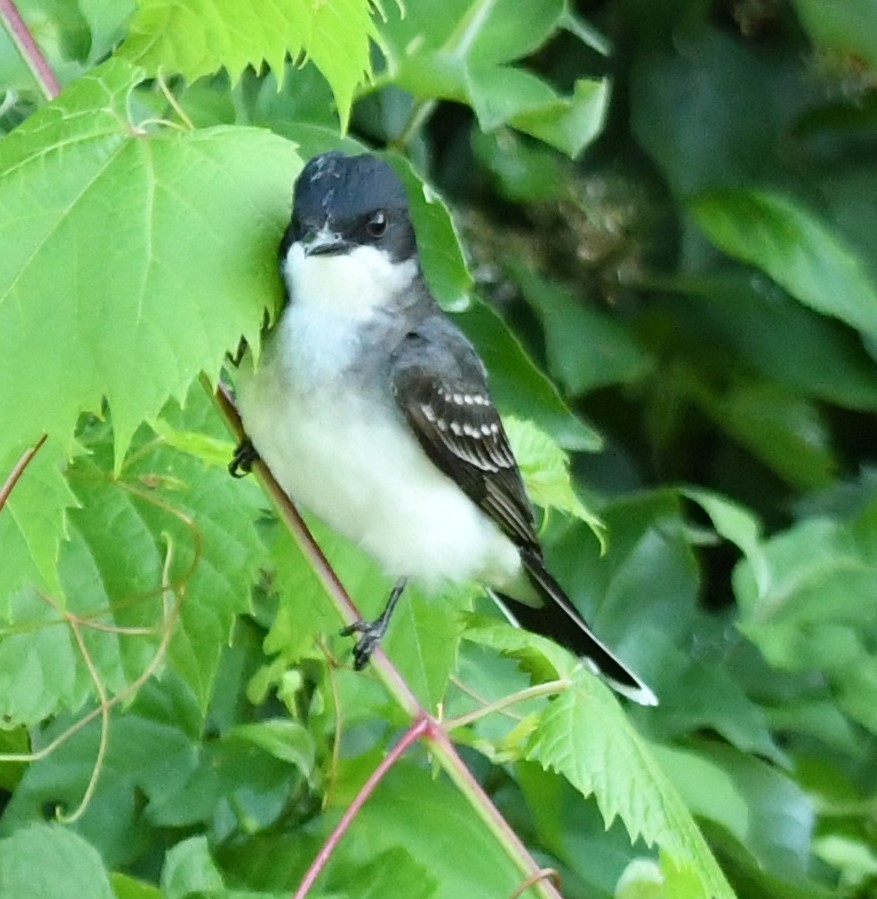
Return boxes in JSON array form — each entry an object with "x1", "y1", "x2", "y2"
[
  {"x1": 340, "y1": 577, "x2": 409, "y2": 670},
  {"x1": 229, "y1": 437, "x2": 260, "y2": 478}
]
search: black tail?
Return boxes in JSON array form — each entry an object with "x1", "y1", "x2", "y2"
[{"x1": 498, "y1": 548, "x2": 658, "y2": 706}]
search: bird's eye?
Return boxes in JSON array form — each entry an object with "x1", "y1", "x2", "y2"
[{"x1": 366, "y1": 210, "x2": 388, "y2": 238}]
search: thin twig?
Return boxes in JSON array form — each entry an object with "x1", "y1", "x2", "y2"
[
  {"x1": 157, "y1": 72, "x2": 195, "y2": 130},
  {"x1": 443, "y1": 678, "x2": 570, "y2": 732},
  {"x1": 210, "y1": 377, "x2": 423, "y2": 716},
  {"x1": 0, "y1": 433, "x2": 47, "y2": 512},
  {"x1": 0, "y1": 587, "x2": 183, "y2": 766},
  {"x1": 423, "y1": 721, "x2": 563, "y2": 898},
  {"x1": 56, "y1": 614, "x2": 111, "y2": 823},
  {"x1": 0, "y1": 0, "x2": 61, "y2": 99},
  {"x1": 508, "y1": 868, "x2": 563, "y2": 899},
  {"x1": 293, "y1": 716, "x2": 431, "y2": 897}
]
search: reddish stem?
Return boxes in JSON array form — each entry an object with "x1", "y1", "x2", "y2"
[
  {"x1": 0, "y1": 433, "x2": 47, "y2": 512},
  {"x1": 0, "y1": 0, "x2": 62, "y2": 100},
  {"x1": 293, "y1": 716, "x2": 431, "y2": 898}
]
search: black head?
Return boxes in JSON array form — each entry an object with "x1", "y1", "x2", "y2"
[{"x1": 281, "y1": 152, "x2": 417, "y2": 263}]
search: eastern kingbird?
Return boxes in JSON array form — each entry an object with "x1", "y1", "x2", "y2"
[{"x1": 231, "y1": 151, "x2": 657, "y2": 706}]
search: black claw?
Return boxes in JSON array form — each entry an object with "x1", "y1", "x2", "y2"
[
  {"x1": 229, "y1": 437, "x2": 260, "y2": 478},
  {"x1": 340, "y1": 578, "x2": 408, "y2": 670},
  {"x1": 339, "y1": 618, "x2": 389, "y2": 670}
]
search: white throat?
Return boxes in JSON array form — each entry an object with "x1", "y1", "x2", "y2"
[{"x1": 282, "y1": 242, "x2": 418, "y2": 321}]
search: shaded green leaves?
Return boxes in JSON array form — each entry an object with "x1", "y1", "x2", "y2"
[
  {"x1": 733, "y1": 493, "x2": 877, "y2": 734},
  {"x1": 0, "y1": 439, "x2": 75, "y2": 605},
  {"x1": 0, "y1": 389, "x2": 265, "y2": 726},
  {"x1": 516, "y1": 265, "x2": 651, "y2": 396},
  {"x1": 692, "y1": 189, "x2": 877, "y2": 341},
  {"x1": 378, "y1": 0, "x2": 608, "y2": 156}
]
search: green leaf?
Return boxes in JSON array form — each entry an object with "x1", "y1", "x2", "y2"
[
  {"x1": 615, "y1": 858, "x2": 665, "y2": 899},
  {"x1": 456, "y1": 300, "x2": 602, "y2": 451},
  {"x1": 504, "y1": 416, "x2": 605, "y2": 544},
  {"x1": 508, "y1": 77, "x2": 609, "y2": 159},
  {"x1": 380, "y1": 0, "x2": 565, "y2": 74},
  {"x1": 0, "y1": 824, "x2": 115, "y2": 899},
  {"x1": 682, "y1": 488, "x2": 770, "y2": 596},
  {"x1": 260, "y1": 517, "x2": 354, "y2": 666},
  {"x1": 227, "y1": 719, "x2": 315, "y2": 776},
  {"x1": 325, "y1": 847, "x2": 440, "y2": 899},
  {"x1": 161, "y1": 836, "x2": 224, "y2": 899},
  {"x1": 790, "y1": 0, "x2": 877, "y2": 69},
  {"x1": 525, "y1": 671, "x2": 736, "y2": 899},
  {"x1": 463, "y1": 614, "x2": 576, "y2": 684},
  {"x1": 79, "y1": 0, "x2": 136, "y2": 64},
  {"x1": 643, "y1": 637, "x2": 784, "y2": 764},
  {"x1": 0, "y1": 674, "x2": 203, "y2": 864},
  {"x1": 472, "y1": 128, "x2": 568, "y2": 203},
  {"x1": 514, "y1": 264, "x2": 651, "y2": 395},
  {"x1": 662, "y1": 274, "x2": 877, "y2": 412},
  {"x1": 119, "y1": 0, "x2": 377, "y2": 129},
  {"x1": 0, "y1": 583, "x2": 88, "y2": 725},
  {"x1": 0, "y1": 387, "x2": 267, "y2": 724},
  {"x1": 691, "y1": 189, "x2": 877, "y2": 341},
  {"x1": 384, "y1": 584, "x2": 470, "y2": 711},
  {"x1": 0, "y1": 57, "x2": 298, "y2": 465},
  {"x1": 465, "y1": 65, "x2": 559, "y2": 130},
  {"x1": 110, "y1": 872, "x2": 163, "y2": 899},
  {"x1": 548, "y1": 491, "x2": 700, "y2": 658},
  {"x1": 814, "y1": 834, "x2": 877, "y2": 890},
  {"x1": 389, "y1": 154, "x2": 473, "y2": 310},
  {"x1": 700, "y1": 382, "x2": 837, "y2": 490},
  {"x1": 333, "y1": 762, "x2": 532, "y2": 898},
  {"x1": 654, "y1": 742, "x2": 815, "y2": 883},
  {"x1": 733, "y1": 495, "x2": 877, "y2": 732},
  {"x1": 378, "y1": 0, "x2": 607, "y2": 155},
  {"x1": 0, "y1": 438, "x2": 76, "y2": 605}
]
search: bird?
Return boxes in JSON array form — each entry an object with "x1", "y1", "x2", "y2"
[{"x1": 230, "y1": 151, "x2": 657, "y2": 706}]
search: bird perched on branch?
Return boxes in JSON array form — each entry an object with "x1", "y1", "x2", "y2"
[{"x1": 230, "y1": 151, "x2": 657, "y2": 706}]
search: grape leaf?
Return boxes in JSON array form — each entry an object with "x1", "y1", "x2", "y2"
[
  {"x1": 505, "y1": 415, "x2": 606, "y2": 545},
  {"x1": 526, "y1": 670, "x2": 737, "y2": 899},
  {"x1": 0, "y1": 387, "x2": 267, "y2": 724},
  {"x1": 119, "y1": 0, "x2": 377, "y2": 129},
  {"x1": 0, "y1": 57, "x2": 298, "y2": 467},
  {"x1": 0, "y1": 438, "x2": 76, "y2": 607},
  {"x1": 0, "y1": 824, "x2": 115, "y2": 899}
]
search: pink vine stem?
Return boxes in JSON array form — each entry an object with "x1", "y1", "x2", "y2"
[
  {"x1": 0, "y1": 433, "x2": 47, "y2": 512},
  {"x1": 0, "y1": 0, "x2": 62, "y2": 100},
  {"x1": 293, "y1": 716, "x2": 432, "y2": 899}
]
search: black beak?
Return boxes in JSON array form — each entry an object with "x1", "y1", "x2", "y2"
[{"x1": 302, "y1": 229, "x2": 352, "y2": 257}]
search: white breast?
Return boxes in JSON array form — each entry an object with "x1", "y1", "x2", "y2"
[{"x1": 235, "y1": 250, "x2": 522, "y2": 590}]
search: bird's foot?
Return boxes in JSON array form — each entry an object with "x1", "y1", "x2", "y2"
[
  {"x1": 339, "y1": 617, "x2": 389, "y2": 670},
  {"x1": 340, "y1": 578, "x2": 408, "y2": 670},
  {"x1": 229, "y1": 437, "x2": 259, "y2": 478}
]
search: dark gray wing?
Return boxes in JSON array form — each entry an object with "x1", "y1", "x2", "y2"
[{"x1": 389, "y1": 319, "x2": 539, "y2": 550}]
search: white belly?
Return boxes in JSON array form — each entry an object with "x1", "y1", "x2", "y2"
[{"x1": 235, "y1": 316, "x2": 522, "y2": 589}]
